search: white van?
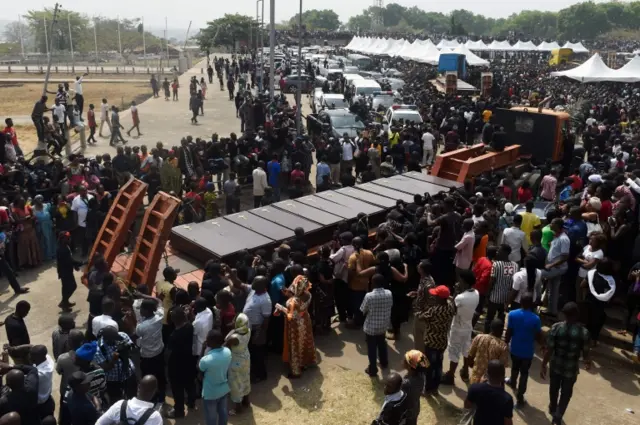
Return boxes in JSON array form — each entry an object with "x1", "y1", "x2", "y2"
[
  {"x1": 353, "y1": 79, "x2": 382, "y2": 97},
  {"x1": 343, "y1": 73, "x2": 364, "y2": 87}
]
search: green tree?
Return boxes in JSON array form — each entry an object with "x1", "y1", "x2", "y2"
[
  {"x1": 197, "y1": 14, "x2": 254, "y2": 51},
  {"x1": 557, "y1": 2, "x2": 610, "y2": 39},
  {"x1": 24, "y1": 9, "x2": 88, "y2": 53},
  {"x1": 288, "y1": 9, "x2": 341, "y2": 31}
]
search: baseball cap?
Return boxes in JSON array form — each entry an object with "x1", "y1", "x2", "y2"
[
  {"x1": 68, "y1": 371, "x2": 91, "y2": 389},
  {"x1": 75, "y1": 342, "x2": 98, "y2": 361},
  {"x1": 429, "y1": 285, "x2": 450, "y2": 299}
]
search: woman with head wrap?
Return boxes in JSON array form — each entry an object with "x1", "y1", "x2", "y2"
[
  {"x1": 402, "y1": 350, "x2": 429, "y2": 425},
  {"x1": 276, "y1": 274, "x2": 317, "y2": 378},
  {"x1": 11, "y1": 195, "x2": 41, "y2": 268},
  {"x1": 32, "y1": 194, "x2": 56, "y2": 261},
  {"x1": 224, "y1": 313, "x2": 252, "y2": 415}
]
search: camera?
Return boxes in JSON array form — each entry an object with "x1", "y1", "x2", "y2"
[{"x1": 114, "y1": 338, "x2": 135, "y2": 363}]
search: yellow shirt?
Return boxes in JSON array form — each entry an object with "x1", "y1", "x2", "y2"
[
  {"x1": 389, "y1": 132, "x2": 400, "y2": 147},
  {"x1": 155, "y1": 280, "x2": 175, "y2": 324},
  {"x1": 519, "y1": 211, "x2": 541, "y2": 244}
]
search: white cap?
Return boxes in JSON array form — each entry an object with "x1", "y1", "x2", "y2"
[
  {"x1": 504, "y1": 202, "x2": 514, "y2": 213},
  {"x1": 588, "y1": 174, "x2": 603, "y2": 184}
]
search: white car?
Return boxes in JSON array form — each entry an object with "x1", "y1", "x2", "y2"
[{"x1": 384, "y1": 105, "x2": 423, "y2": 131}]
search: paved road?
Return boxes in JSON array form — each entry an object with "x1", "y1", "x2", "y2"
[{"x1": 2, "y1": 57, "x2": 638, "y2": 425}]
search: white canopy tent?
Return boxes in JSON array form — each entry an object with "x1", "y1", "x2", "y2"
[
  {"x1": 437, "y1": 39, "x2": 460, "y2": 49},
  {"x1": 562, "y1": 42, "x2": 589, "y2": 54},
  {"x1": 537, "y1": 41, "x2": 561, "y2": 51},
  {"x1": 516, "y1": 40, "x2": 538, "y2": 51},
  {"x1": 550, "y1": 53, "x2": 619, "y2": 82},
  {"x1": 610, "y1": 55, "x2": 640, "y2": 83},
  {"x1": 465, "y1": 40, "x2": 489, "y2": 51},
  {"x1": 451, "y1": 45, "x2": 490, "y2": 66}
]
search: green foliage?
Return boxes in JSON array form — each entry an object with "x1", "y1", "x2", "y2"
[
  {"x1": 21, "y1": 9, "x2": 163, "y2": 55},
  {"x1": 197, "y1": 14, "x2": 255, "y2": 51},
  {"x1": 288, "y1": 10, "x2": 341, "y2": 31},
  {"x1": 340, "y1": 1, "x2": 640, "y2": 40}
]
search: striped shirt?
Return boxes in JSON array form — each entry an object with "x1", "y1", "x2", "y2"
[{"x1": 489, "y1": 261, "x2": 519, "y2": 304}]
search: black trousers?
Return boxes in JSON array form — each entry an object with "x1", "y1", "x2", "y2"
[
  {"x1": 484, "y1": 302, "x2": 506, "y2": 334},
  {"x1": 254, "y1": 196, "x2": 263, "y2": 208},
  {"x1": 510, "y1": 354, "x2": 532, "y2": 400},
  {"x1": 73, "y1": 226, "x2": 89, "y2": 257},
  {"x1": 432, "y1": 248, "x2": 456, "y2": 287},
  {"x1": 586, "y1": 297, "x2": 607, "y2": 342},
  {"x1": 333, "y1": 278, "x2": 350, "y2": 321},
  {"x1": 33, "y1": 118, "x2": 45, "y2": 142},
  {"x1": 549, "y1": 373, "x2": 577, "y2": 421},
  {"x1": 88, "y1": 126, "x2": 97, "y2": 143},
  {"x1": 106, "y1": 375, "x2": 137, "y2": 403},
  {"x1": 0, "y1": 256, "x2": 21, "y2": 293},
  {"x1": 140, "y1": 351, "x2": 167, "y2": 402},
  {"x1": 249, "y1": 331, "x2": 267, "y2": 381},
  {"x1": 169, "y1": 357, "x2": 196, "y2": 415},
  {"x1": 76, "y1": 94, "x2": 84, "y2": 116},
  {"x1": 38, "y1": 396, "x2": 55, "y2": 419},
  {"x1": 61, "y1": 275, "x2": 77, "y2": 304}
]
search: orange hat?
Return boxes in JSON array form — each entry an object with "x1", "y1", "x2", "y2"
[{"x1": 429, "y1": 285, "x2": 450, "y2": 299}]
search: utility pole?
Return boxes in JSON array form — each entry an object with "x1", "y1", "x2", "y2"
[
  {"x1": 42, "y1": 3, "x2": 60, "y2": 96},
  {"x1": 261, "y1": 0, "x2": 265, "y2": 92},
  {"x1": 93, "y1": 18, "x2": 99, "y2": 71},
  {"x1": 269, "y1": 0, "x2": 275, "y2": 99},
  {"x1": 67, "y1": 12, "x2": 74, "y2": 68},
  {"x1": 165, "y1": 17, "x2": 170, "y2": 68},
  {"x1": 43, "y1": 16, "x2": 49, "y2": 58},
  {"x1": 117, "y1": 16, "x2": 123, "y2": 60},
  {"x1": 296, "y1": 0, "x2": 302, "y2": 135},
  {"x1": 142, "y1": 17, "x2": 147, "y2": 67},
  {"x1": 18, "y1": 15, "x2": 25, "y2": 59}
]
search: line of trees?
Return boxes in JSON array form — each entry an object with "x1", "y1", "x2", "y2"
[
  {"x1": 2, "y1": 8, "x2": 166, "y2": 62},
  {"x1": 344, "y1": 2, "x2": 640, "y2": 40}
]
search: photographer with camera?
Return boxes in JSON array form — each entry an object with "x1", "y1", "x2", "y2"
[{"x1": 93, "y1": 326, "x2": 137, "y2": 404}]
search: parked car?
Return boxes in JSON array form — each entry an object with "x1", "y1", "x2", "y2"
[{"x1": 281, "y1": 74, "x2": 314, "y2": 93}]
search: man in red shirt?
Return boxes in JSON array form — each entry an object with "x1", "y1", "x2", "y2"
[
  {"x1": 472, "y1": 245, "x2": 497, "y2": 327},
  {"x1": 3, "y1": 118, "x2": 22, "y2": 156},
  {"x1": 87, "y1": 104, "x2": 97, "y2": 144}
]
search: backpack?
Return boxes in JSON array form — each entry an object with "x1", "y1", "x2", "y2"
[{"x1": 119, "y1": 400, "x2": 155, "y2": 425}]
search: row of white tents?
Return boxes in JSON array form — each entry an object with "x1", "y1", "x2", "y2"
[
  {"x1": 345, "y1": 37, "x2": 590, "y2": 66},
  {"x1": 551, "y1": 53, "x2": 640, "y2": 83}
]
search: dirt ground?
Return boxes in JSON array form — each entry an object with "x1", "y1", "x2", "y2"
[
  {"x1": 0, "y1": 72, "x2": 164, "y2": 81},
  {"x1": 0, "y1": 81, "x2": 153, "y2": 117}
]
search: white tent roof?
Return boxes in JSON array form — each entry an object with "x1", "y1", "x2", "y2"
[
  {"x1": 411, "y1": 43, "x2": 442, "y2": 64},
  {"x1": 379, "y1": 38, "x2": 401, "y2": 56},
  {"x1": 487, "y1": 40, "x2": 513, "y2": 51},
  {"x1": 550, "y1": 53, "x2": 619, "y2": 82},
  {"x1": 516, "y1": 40, "x2": 538, "y2": 51},
  {"x1": 437, "y1": 39, "x2": 460, "y2": 49},
  {"x1": 385, "y1": 39, "x2": 408, "y2": 57},
  {"x1": 611, "y1": 55, "x2": 640, "y2": 83},
  {"x1": 465, "y1": 40, "x2": 489, "y2": 51},
  {"x1": 562, "y1": 41, "x2": 589, "y2": 54},
  {"x1": 397, "y1": 40, "x2": 421, "y2": 60},
  {"x1": 451, "y1": 45, "x2": 490, "y2": 66},
  {"x1": 537, "y1": 41, "x2": 561, "y2": 51}
]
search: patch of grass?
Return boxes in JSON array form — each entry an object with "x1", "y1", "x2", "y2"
[{"x1": 0, "y1": 81, "x2": 152, "y2": 117}]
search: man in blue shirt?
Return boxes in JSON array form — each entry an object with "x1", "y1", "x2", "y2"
[
  {"x1": 316, "y1": 155, "x2": 331, "y2": 187},
  {"x1": 199, "y1": 329, "x2": 232, "y2": 425},
  {"x1": 505, "y1": 293, "x2": 543, "y2": 407},
  {"x1": 267, "y1": 154, "x2": 281, "y2": 202}
]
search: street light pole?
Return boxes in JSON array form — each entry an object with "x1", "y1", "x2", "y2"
[
  {"x1": 261, "y1": 0, "x2": 265, "y2": 93},
  {"x1": 256, "y1": 0, "x2": 262, "y2": 92},
  {"x1": 269, "y1": 0, "x2": 275, "y2": 99},
  {"x1": 296, "y1": 0, "x2": 303, "y2": 135}
]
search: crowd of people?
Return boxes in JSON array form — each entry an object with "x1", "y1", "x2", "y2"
[{"x1": 1, "y1": 30, "x2": 640, "y2": 425}]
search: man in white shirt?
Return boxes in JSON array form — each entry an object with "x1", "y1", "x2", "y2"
[
  {"x1": 340, "y1": 135, "x2": 355, "y2": 172},
  {"x1": 31, "y1": 345, "x2": 55, "y2": 417},
  {"x1": 252, "y1": 161, "x2": 269, "y2": 208},
  {"x1": 99, "y1": 98, "x2": 111, "y2": 137},
  {"x1": 53, "y1": 99, "x2": 66, "y2": 129},
  {"x1": 442, "y1": 270, "x2": 479, "y2": 385},
  {"x1": 136, "y1": 298, "x2": 166, "y2": 403},
  {"x1": 192, "y1": 298, "x2": 213, "y2": 358},
  {"x1": 74, "y1": 73, "x2": 89, "y2": 119},
  {"x1": 502, "y1": 214, "x2": 528, "y2": 263},
  {"x1": 511, "y1": 267, "x2": 543, "y2": 307},
  {"x1": 92, "y1": 297, "x2": 119, "y2": 337},
  {"x1": 422, "y1": 129, "x2": 435, "y2": 166},
  {"x1": 71, "y1": 186, "x2": 94, "y2": 257},
  {"x1": 96, "y1": 375, "x2": 163, "y2": 425}
]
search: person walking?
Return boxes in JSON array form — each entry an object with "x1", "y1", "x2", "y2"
[
  {"x1": 252, "y1": 161, "x2": 268, "y2": 208},
  {"x1": 87, "y1": 104, "x2": 97, "y2": 144},
  {"x1": 361, "y1": 274, "x2": 393, "y2": 377},
  {"x1": 464, "y1": 360, "x2": 514, "y2": 425},
  {"x1": 467, "y1": 319, "x2": 510, "y2": 384},
  {"x1": 505, "y1": 293, "x2": 543, "y2": 407},
  {"x1": 190, "y1": 93, "x2": 201, "y2": 124},
  {"x1": 98, "y1": 99, "x2": 111, "y2": 138},
  {"x1": 126, "y1": 101, "x2": 142, "y2": 138},
  {"x1": 150, "y1": 74, "x2": 159, "y2": 98},
  {"x1": 541, "y1": 302, "x2": 591, "y2": 425},
  {"x1": 109, "y1": 107, "x2": 127, "y2": 146},
  {"x1": 172, "y1": 79, "x2": 179, "y2": 101},
  {"x1": 199, "y1": 330, "x2": 232, "y2": 425}
]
